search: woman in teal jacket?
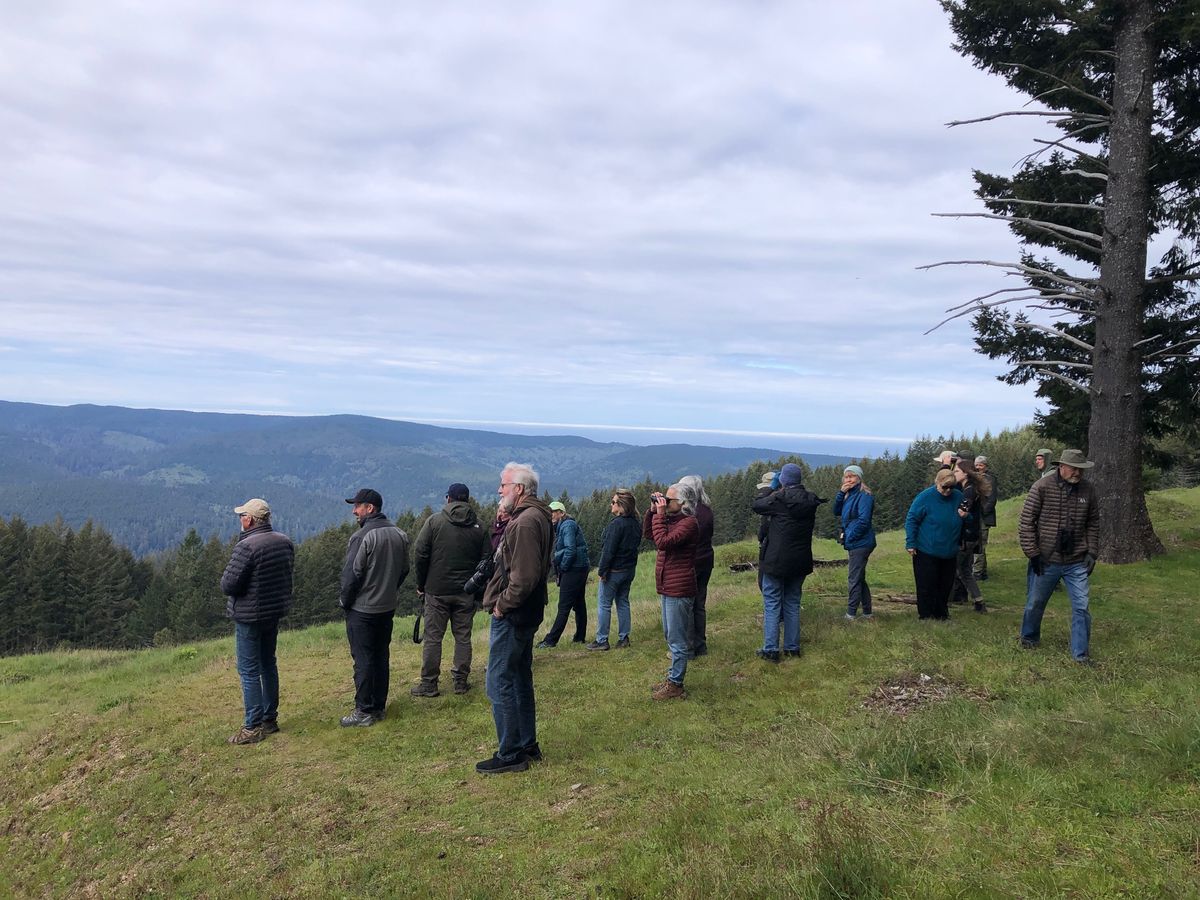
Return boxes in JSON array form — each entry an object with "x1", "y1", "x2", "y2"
[
  {"x1": 833, "y1": 465, "x2": 876, "y2": 620},
  {"x1": 904, "y1": 469, "x2": 965, "y2": 621}
]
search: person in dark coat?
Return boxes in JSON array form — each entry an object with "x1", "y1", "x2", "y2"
[
  {"x1": 537, "y1": 501, "x2": 590, "y2": 648},
  {"x1": 833, "y1": 465, "x2": 876, "y2": 620},
  {"x1": 951, "y1": 460, "x2": 991, "y2": 612},
  {"x1": 676, "y1": 475, "x2": 714, "y2": 657},
  {"x1": 220, "y1": 498, "x2": 295, "y2": 745},
  {"x1": 587, "y1": 488, "x2": 641, "y2": 650},
  {"x1": 648, "y1": 482, "x2": 699, "y2": 700},
  {"x1": 751, "y1": 463, "x2": 825, "y2": 662},
  {"x1": 972, "y1": 456, "x2": 999, "y2": 580}
]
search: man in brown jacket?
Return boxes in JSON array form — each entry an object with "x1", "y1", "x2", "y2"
[
  {"x1": 1018, "y1": 449, "x2": 1100, "y2": 663},
  {"x1": 477, "y1": 462, "x2": 553, "y2": 774}
]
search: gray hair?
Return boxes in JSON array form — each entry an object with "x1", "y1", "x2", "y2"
[
  {"x1": 678, "y1": 474, "x2": 710, "y2": 506},
  {"x1": 668, "y1": 482, "x2": 697, "y2": 517},
  {"x1": 502, "y1": 462, "x2": 539, "y2": 495}
]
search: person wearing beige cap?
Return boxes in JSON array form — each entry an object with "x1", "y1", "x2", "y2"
[
  {"x1": 933, "y1": 450, "x2": 958, "y2": 470},
  {"x1": 220, "y1": 498, "x2": 295, "y2": 745}
]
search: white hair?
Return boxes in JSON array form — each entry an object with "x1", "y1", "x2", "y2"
[
  {"x1": 678, "y1": 474, "x2": 710, "y2": 506},
  {"x1": 668, "y1": 482, "x2": 697, "y2": 517},
  {"x1": 502, "y1": 462, "x2": 539, "y2": 495}
]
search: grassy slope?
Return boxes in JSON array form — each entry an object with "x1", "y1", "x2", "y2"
[{"x1": 2, "y1": 490, "x2": 1198, "y2": 899}]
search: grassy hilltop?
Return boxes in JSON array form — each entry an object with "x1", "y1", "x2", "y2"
[{"x1": 2, "y1": 490, "x2": 1199, "y2": 898}]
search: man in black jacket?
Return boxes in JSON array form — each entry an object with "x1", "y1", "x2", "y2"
[
  {"x1": 972, "y1": 456, "x2": 999, "y2": 580},
  {"x1": 339, "y1": 488, "x2": 410, "y2": 727},
  {"x1": 411, "y1": 483, "x2": 489, "y2": 697},
  {"x1": 220, "y1": 498, "x2": 295, "y2": 745}
]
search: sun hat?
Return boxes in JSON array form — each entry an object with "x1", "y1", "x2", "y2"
[{"x1": 1054, "y1": 449, "x2": 1093, "y2": 469}]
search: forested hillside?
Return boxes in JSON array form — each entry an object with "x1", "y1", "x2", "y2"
[{"x1": 2, "y1": 425, "x2": 1053, "y2": 656}]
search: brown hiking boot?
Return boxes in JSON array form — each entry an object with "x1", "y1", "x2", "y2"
[
  {"x1": 227, "y1": 726, "x2": 264, "y2": 745},
  {"x1": 651, "y1": 681, "x2": 686, "y2": 701}
]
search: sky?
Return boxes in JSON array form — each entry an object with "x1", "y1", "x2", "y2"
[{"x1": 0, "y1": 1, "x2": 1055, "y2": 457}]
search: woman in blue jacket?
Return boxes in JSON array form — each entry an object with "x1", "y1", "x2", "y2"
[
  {"x1": 833, "y1": 465, "x2": 876, "y2": 620},
  {"x1": 904, "y1": 469, "x2": 965, "y2": 621}
]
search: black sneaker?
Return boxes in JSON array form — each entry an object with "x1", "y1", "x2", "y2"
[
  {"x1": 615, "y1": 637, "x2": 631, "y2": 649},
  {"x1": 535, "y1": 640, "x2": 556, "y2": 649},
  {"x1": 476, "y1": 754, "x2": 530, "y2": 775},
  {"x1": 261, "y1": 719, "x2": 280, "y2": 735},
  {"x1": 974, "y1": 600, "x2": 987, "y2": 613},
  {"x1": 585, "y1": 640, "x2": 609, "y2": 651},
  {"x1": 453, "y1": 681, "x2": 470, "y2": 694},
  {"x1": 523, "y1": 743, "x2": 543, "y2": 762},
  {"x1": 339, "y1": 709, "x2": 376, "y2": 727},
  {"x1": 692, "y1": 646, "x2": 708, "y2": 657},
  {"x1": 410, "y1": 682, "x2": 440, "y2": 698},
  {"x1": 1020, "y1": 638, "x2": 1039, "y2": 649},
  {"x1": 756, "y1": 649, "x2": 781, "y2": 663}
]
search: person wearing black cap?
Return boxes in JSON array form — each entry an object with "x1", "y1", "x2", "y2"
[
  {"x1": 338, "y1": 488, "x2": 410, "y2": 726},
  {"x1": 411, "y1": 483, "x2": 489, "y2": 697}
]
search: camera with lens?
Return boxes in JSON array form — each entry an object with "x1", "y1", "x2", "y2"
[{"x1": 463, "y1": 555, "x2": 496, "y2": 595}]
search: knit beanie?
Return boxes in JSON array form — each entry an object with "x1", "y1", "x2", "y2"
[
  {"x1": 779, "y1": 463, "x2": 804, "y2": 487},
  {"x1": 843, "y1": 465, "x2": 864, "y2": 479}
]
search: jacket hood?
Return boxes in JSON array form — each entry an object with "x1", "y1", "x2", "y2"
[
  {"x1": 514, "y1": 494, "x2": 552, "y2": 522},
  {"x1": 443, "y1": 500, "x2": 478, "y2": 526}
]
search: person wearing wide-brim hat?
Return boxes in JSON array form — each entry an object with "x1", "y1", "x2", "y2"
[{"x1": 1018, "y1": 449, "x2": 1101, "y2": 664}]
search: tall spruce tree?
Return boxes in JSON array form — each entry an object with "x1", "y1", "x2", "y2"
[{"x1": 932, "y1": 0, "x2": 1200, "y2": 562}]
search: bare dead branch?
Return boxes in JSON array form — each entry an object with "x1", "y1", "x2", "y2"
[
  {"x1": 1017, "y1": 359, "x2": 1094, "y2": 370},
  {"x1": 1015, "y1": 321, "x2": 1094, "y2": 351},
  {"x1": 918, "y1": 259, "x2": 1098, "y2": 296},
  {"x1": 1001, "y1": 62, "x2": 1114, "y2": 112},
  {"x1": 989, "y1": 198, "x2": 1104, "y2": 212},
  {"x1": 1021, "y1": 129, "x2": 1108, "y2": 167},
  {"x1": 1145, "y1": 338, "x2": 1200, "y2": 359},
  {"x1": 1032, "y1": 368, "x2": 1091, "y2": 392},
  {"x1": 1132, "y1": 333, "x2": 1164, "y2": 347},
  {"x1": 946, "y1": 110, "x2": 1107, "y2": 128},
  {"x1": 1145, "y1": 272, "x2": 1200, "y2": 284},
  {"x1": 932, "y1": 212, "x2": 1102, "y2": 243},
  {"x1": 1064, "y1": 168, "x2": 1108, "y2": 181}
]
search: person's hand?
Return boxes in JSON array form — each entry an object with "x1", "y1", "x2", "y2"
[
  {"x1": 492, "y1": 606, "x2": 504, "y2": 619},
  {"x1": 957, "y1": 508, "x2": 967, "y2": 518},
  {"x1": 907, "y1": 548, "x2": 916, "y2": 556},
  {"x1": 1030, "y1": 555, "x2": 1045, "y2": 577},
  {"x1": 1085, "y1": 554, "x2": 1097, "y2": 575}
]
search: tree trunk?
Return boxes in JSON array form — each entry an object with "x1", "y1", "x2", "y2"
[{"x1": 1090, "y1": 0, "x2": 1164, "y2": 562}]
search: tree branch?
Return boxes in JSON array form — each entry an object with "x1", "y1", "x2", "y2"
[
  {"x1": 989, "y1": 198, "x2": 1103, "y2": 212},
  {"x1": 1034, "y1": 368, "x2": 1091, "y2": 393},
  {"x1": 918, "y1": 260, "x2": 1098, "y2": 296},
  {"x1": 1015, "y1": 321, "x2": 1094, "y2": 351},
  {"x1": 1064, "y1": 168, "x2": 1108, "y2": 181},
  {"x1": 1017, "y1": 359, "x2": 1094, "y2": 370},
  {"x1": 1145, "y1": 272, "x2": 1200, "y2": 284},
  {"x1": 1022, "y1": 129, "x2": 1108, "y2": 167},
  {"x1": 932, "y1": 212, "x2": 1102, "y2": 243},
  {"x1": 946, "y1": 110, "x2": 1108, "y2": 127},
  {"x1": 1145, "y1": 338, "x2": 1200, "y2": 359},
  {"x1": 1000, "y1": 62, "x2": 1114, "y2": 112}
]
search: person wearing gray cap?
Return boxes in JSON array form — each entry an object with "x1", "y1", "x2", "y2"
[
  {"x1": 220, "y1": 498, "x2": 295, "y2": 745},
  {"x1": 411, "y1": 483, "x2": 489, "y2": 697},
  {"x1": 339, "y1": 488, "x2": 410, "y2": 726},
  {"x1": 1018, "y1": 450, "x2": 1100, "y2": 663}
]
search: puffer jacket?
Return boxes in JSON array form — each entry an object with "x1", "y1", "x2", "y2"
[
  {"x1": 833, "y1": 485, "x2": 876, "y2": 552},
  {"x1": 552, "y1": 516, "x2": 590, "y2": 572},
  {"x1": 651, "y1": 512, "x2": 699, "y2": 597},
  {"x1": 483, "y1": 495, "x2": 553, "y2": 628},
  {"x1": 752, "y1": 485, "x2": 825, "y2": 579},
  {"x1": 221, "y1": 524, "x2": 295, "y2": 623},
  {"x1": 1019, "y1": 472, "x2": 1099, "y2": 564},
  {"x1": 597, "y1": 514, "x2": 641, "y2": 578},
  {"x1": 339, "y1": 513, "x2": 410, "y2": 613},
  {"x1": 692, "y1": 503, "x2": 715, "y2": 570},
  {"x1": 413, "y1": 500, "x2": 489, "y2": 596}
]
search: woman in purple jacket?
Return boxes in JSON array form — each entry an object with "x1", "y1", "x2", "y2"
[{"x1": 678, "y1": 474, "x2": 714, "y2": 657}]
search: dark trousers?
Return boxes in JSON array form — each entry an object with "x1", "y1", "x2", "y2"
[
  {"x1": 689, "y1": 561, "x2": 713, "y2": 654},
  {"x1": 345, "y1": 608, "x2": 394, "y2": 715},
  {"x1": 420, "y1": 592, "x2": 476, "y2": 687},
  {"x1": 847, "y1": 547, "x2": 873, "y2": 615},
  {"x1": 954, "y1": 541, "x2": 983, "y2": 601},
  {"x1": 912, "y1": 551, "x2": 955, "y2": 620},
  {"x1": 543, "y1": 568, "x2": 588, "y2": 644}
]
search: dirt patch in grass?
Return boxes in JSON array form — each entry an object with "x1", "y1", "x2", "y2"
[
  {"x1": 863, "y1": 672, "x2": 991, "y2": 717},
  {"x1": 880, "y1": 592, "x2": 917, "y2": 605}
]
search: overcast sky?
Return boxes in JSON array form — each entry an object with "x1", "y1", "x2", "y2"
[{"x1": 1, "y1": 2, "x2": 1054, "y2": 456}]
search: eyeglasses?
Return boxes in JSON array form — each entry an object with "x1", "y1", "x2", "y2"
[{"x1": 498, "y1": 482, "x2": 520, "y2": 489}]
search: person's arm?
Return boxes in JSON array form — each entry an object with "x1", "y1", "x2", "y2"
[
  {"x1": 219, "y1": 542, "x2": 253, "y2": 597},
  {"x1": 597, "y1": 520, "x2": 616, "y2": 578},
  {"x1": 412, "y1": 519, "x2": 433, "y2": 593},
  {"x1": 1018, "y1": 485, "x2": 1043, "y2": 560},
  {"x1": 651, "y1": 513, "x2": 697, "y2": 550},
  {"x1": 844, "y1": 493, "x2": 873, "y2": 545},
  {"x1": 339, "y1": 532, "x2": 366, "y2": 609},
  {"x1": 495, "y1": 520, "x2": 546, "y2": 615},
  {"x1": 395, "y1": 532, "x2": 410, "y2": 590},
  {"x1": 904, "y1": 495, "x2": 924, "y2": 553}
]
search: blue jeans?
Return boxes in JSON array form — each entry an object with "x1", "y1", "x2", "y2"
[
  {"x1": 660, "y1": 596, "x2": 693, "y2": 685},
  {"x1": 595, "y1": 569, "x2": 634, "y2": 644},
  {"x1": 1021, "y1": 562, "x2": 1091, "y2": 659},
  {"x1": 234, "y1": 619, "x2": 280, "y2": 728},
  {"x1": 486, "y1": 616, "x2": 538, "y2": 763},
  {"x1": 761, "y1": 573, "x2": 804, "y2": 652}
]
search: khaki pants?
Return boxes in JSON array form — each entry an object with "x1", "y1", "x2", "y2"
[{"x1": 420, "y1": 592, "x2": 476, "y2": 687}]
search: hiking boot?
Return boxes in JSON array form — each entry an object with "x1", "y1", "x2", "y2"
[
  {"x1": 535, "y1": 640, "x2": 556, "y2": 649},
  {"x1": 615, "y1": 637, "x2": 631, "y2": 649},
  {"x1": 452, "y1": 680, "x2": 470, "y2": 695},
  {"x1": 339, "y1": 709, "x2": 377, "y2": 727},
  {"x1": 862, "y1": 613, "x2": 874, "y2": 621},
  {"x1": 1020, "y1": 638, "x2": 1039, "y2": 650},
  {"x1": 585, "y1": 640, "x2": 609, "y2": 651},
  {"x1": 974, "y1": 600, "x2": 987, "y2": 613},
  {"x1": 227, "y1": 726, "x2": 264, "y2": 745},
  {"x1": 476, "y1": 754, "x2": 530, "y2": 775},
  {"x1": 844, "y1": 613, "x2": 857, "y2": 622},
  {"x1": 651, "y1": 681, "x2": 687, "y2": 701},
  {"x1": 756, "y1": 649, "x2": 781, "y2": 663},
  {"x1": 692, "y1": 645, "x2": 708, "y2": 657},
  {"x1": 260, "y1": 719, "x2": 280, "y2": 735},
  {"x1": 1074, "y1": 655, "x2": 1095, "y2": 667},
  {"x1": 410, "y1": 682, "x2": 440, "y2": 698},
  {"x1": 523, "y1": 743, "x2": 543, "y2": 762}
]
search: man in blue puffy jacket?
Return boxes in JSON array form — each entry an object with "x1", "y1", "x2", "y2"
[
  {"x1": 220, "y1": 498, "x2": 295, "y2": 745},
  {"x1": 537, "y1": 501, "x2": 589, "y2": 648}
]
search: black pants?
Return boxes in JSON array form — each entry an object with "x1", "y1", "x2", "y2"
[
  {"x1": 543, "y1": 568, "x2": 588, "y2": 644},
  {"x1": 346, "y1": 608, "x2": 394, "y2": 715},
  {"x1": 689, "y1": 561, "x2": 713, "y2": 653},
  {"x1": 912, "y1": 551, "x2": 955, "y2": 620}
]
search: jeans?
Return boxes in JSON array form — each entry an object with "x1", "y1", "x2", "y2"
[
  {"x1": 846, "y1": 547, "x2": 873, "y2": 616},
  {"x1": 761, "y1": 573, "x2": 803, "y2": 652},
  {"x1": 1021, "y1": 562, "x2": 1091, "y2": 659},
  {"x1": 912, "y1": 551, "x2": 955, "y2": 620},
  {"x1": 689, "y1": 562, "x2": 713, "y2": 654},
  {"x1": 595, "y1": 568, "x2": 633, "y2": 644},
  {"x1": 660, "y1": 595, "x2": 693, "y2": 685},
  {"x1": 486, "y1": 615, "x2": 538, "y2": 764},
  {"x1": 543, "y1": 568, "x2": 588, "y2": 644},
  {"x1": 420, "y1": 592, "x2": 476, "y2": 687},
  {"x1": 234, "y1": 619, "x2": 280, "y2": 729},
  {"x1": 345, "y1": 608, "x2": 394, "y2": 716}
]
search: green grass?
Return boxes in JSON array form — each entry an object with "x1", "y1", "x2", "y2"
[{"x1": 3, "y1": 489, "x2": 1199, "y2": 898}]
